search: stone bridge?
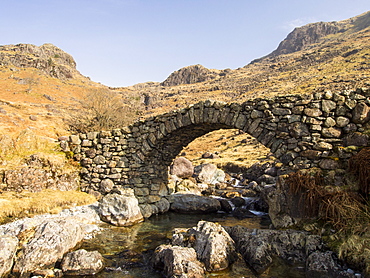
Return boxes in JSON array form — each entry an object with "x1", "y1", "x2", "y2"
[{"x1": 62, "y1": 89, "x2": 370, "y2": 215}]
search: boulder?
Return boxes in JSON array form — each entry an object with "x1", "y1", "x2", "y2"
[
  {"x1": 194, "y1": 164, "x2": 225, "y2": 184},
  {"x1": 98, "y1": 190, "x2": 144, "y2": 226},
  {"x1": 155, "y1": 197, "x2": 171, "y2": 214},
  {"x1": 0, "y1": 236, "x2": 19, "y2": 277},
  {"x1": 191, "y1": 221, "x2": 237, "y2": 272},
  {"x1": 61, "y1": 249, "x2": 104, "y2": 276},
  {"x1": 227, "y1": 226, "x2": 323, "y2": 275},
  {"x1": 170, "y1": 157, "x2": 194, "y2": 178},
  {"x1": 152, "y1": 244, "x2": 205, "y2": 277},
  {"x1": 169, "y1": 194, "x2": 221, "y2": 214},
  {"x1": 12, "y1": 218, "x2": 86, "y2": 276},
  {"x1": 176, "y1": 179, "x2": 202, "y2": 195}
]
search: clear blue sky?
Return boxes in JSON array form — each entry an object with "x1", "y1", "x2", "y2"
[{"x1": 1, "y1": 0, "x2": 369, "y2": 87}]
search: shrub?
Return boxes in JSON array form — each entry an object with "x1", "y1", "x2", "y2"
[{"x1": 67, "y1": 88, "x2": 143, "y2": 133}]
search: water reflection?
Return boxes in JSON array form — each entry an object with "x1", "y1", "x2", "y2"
[{"x1": 77, "y1": 212, "x2": 274, "y2": 278}]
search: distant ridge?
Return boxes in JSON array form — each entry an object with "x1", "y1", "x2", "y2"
[{"x1": 254, "y1": 10, "x2": 370, "y2": 62}]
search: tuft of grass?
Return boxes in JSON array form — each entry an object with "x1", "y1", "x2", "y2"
[
  {"x1": 338, "y1": 233, "x2": 370, "y2": 274},
  {"x1": 0, "y1": 189, "x2": 96, "y2": 224},
  {"x1": 0, "y1": 129, "x2": 79, "y2": 174}
]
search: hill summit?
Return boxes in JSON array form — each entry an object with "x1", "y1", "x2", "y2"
[{"x1": 0, "y1": 43, "x2": 85, "y2": 80}]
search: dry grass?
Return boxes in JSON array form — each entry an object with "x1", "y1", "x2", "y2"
[
  {"x1": 0, "y1": 129, "x2": 76, "y2": 172},
  {"x1": 338, "y1": 233, "x2": 370, "y2": 274},
  {"x1": 348, "y1": 147, "x2": 370, "y2": 198},
  {"x1": 286, "y1": 169, "x2": 369, "y2": 231},
  {"x1": 180, "y1": 129, "x2": 273, "y2": 171},
  {"x1": 287, "y1": 164, "x2": 370, "y2": 275},
  {"x1": 0, "y1": 189, "x2": 96, "y2": 224}
]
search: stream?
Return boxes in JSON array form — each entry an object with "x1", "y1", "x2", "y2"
[{"x1": 73, "y1": 211, "x2": 306, "y2": 278}]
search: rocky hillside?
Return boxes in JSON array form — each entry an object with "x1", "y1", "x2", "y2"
[
  {"x1": 0, "y1": 43, "x2": 143, "y2": 139},
  {"x1": 0, "y1": 43, "x2": 85, "y2": 80},
  {"x1": 0, "y1": 11, "x2": 369, "y2": 139},
  {"x1": 129, "y1": 10, "x2": 370, "y2": 115}
]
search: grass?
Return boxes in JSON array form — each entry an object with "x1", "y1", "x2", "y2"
[
  {"x1": 286, "y1": 149, "x2": 370, "y2": 274},
  {"x1": 0, "y1": 129, "x2": 78, "y2": 172},
  {"x1": 0, "y1": 130, "x2": 93, "y2": 225},
  {"x1": 0, "y1": 189, "x2": 96, "y2": 224},
  {"x1": 179, "y1": 129, "x2": 273, "y2": 172}
]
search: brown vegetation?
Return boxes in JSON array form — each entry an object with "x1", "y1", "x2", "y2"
[
  {"x1": 67, "y1": 88, "x2": 143, "y2": 133},
  {"x1": 0, "y1": 189, "x2": 96, "y2": 224}
]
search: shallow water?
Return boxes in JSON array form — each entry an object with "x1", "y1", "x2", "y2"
[{"x1": 75, "y1": 212, "x2": 304, "y2": 278}]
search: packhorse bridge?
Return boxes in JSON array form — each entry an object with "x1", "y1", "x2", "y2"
[{"x1": 62, "y1": 89, "x2": 370, "y2": 215}]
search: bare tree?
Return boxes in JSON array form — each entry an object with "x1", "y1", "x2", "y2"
[{"x1": 68, "y1": 88, "x2": 143, "y2": 133}]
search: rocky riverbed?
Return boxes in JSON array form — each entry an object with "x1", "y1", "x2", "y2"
[{"x1": 0, "y1": 158, "x2": 364, "y2": 277}]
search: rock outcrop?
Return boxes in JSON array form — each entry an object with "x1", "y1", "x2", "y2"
[
  {"x1": 161, "y1": 64, "x2": 220, "y2": 86},
  {"x1": 268, "y1": 22, "x2": 341, "y2": 57},
  {"x1": 0, "y1": 43, "x2": 83, "y2": 79},
  {"x1": 12, "y1": 218, "x2": 86, "y2": 276}
]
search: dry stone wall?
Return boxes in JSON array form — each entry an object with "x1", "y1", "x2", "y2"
[{"x1": 62, "y1": 88, "x2": 370, "y2": 215}]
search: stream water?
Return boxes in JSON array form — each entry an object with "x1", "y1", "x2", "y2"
[{"x1": 73, "y1": 211, "x2": 306, "y2": 278}]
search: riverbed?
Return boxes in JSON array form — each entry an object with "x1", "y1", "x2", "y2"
[{"x1": 75, "y1": 212, "x2": 305, "y2": 278}]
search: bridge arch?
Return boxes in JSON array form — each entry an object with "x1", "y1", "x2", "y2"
[{"x1": 64, "y1": 89, "x2": 370, "y2": 214}]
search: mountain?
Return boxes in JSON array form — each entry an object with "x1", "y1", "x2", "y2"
[
  {"x1": 132, "y1": 10, "x2": 370, "y2": 115},
  {"x1": 0, "y1": 11, "x2": 369, "y2": 138},
  {"x1": 0, "y1": 43, "x2": 111, "y2": 138}
]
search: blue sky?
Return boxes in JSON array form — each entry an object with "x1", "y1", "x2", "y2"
[{"x1": 1, "y1": 1, "x2": 369, "y2": 87}]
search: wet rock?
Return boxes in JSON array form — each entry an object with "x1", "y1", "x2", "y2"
[
  {"x1": 169, "y1": 194, "x2": 221, "y2": 214},
  {"x1": 12, "y1": 218, "x2": 86, "y2": 276},
  {"x1": 219, "y1": 198, "x2": 233, "y2": 213},
  {"x1": 155, "y1": 197, "x2": 170, "y2": 214},
  {"x1": 306, "y1": 251, "x2": 355, "y2": 278},
  {"x1": 232, "y1": 207, "x2": 256, "y2": 219},
  {"x1": 230, "y1": 197, "x2": 245, "y2": 207},
  {"x1": 98, "y1": 190, "x2": 144, "y2": 226},
  {"x1": 0, "y1": 236, "x2": 18, "y2": 277},
  {"x1": 227, "y1": 226, "x2": 323, "y2": 275},
  {"x1": 170, "y1": 157, "x2": 194, "y2": 179},
  {"x1": 152, "y1": 244, "x2": 205, "y2": 277},
  {"x1": 32, "y1": 268, "x2": 62, "y2": 277},
  {"x1": 61, "y1": 249, "x2": 104, "y2": 276}
]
